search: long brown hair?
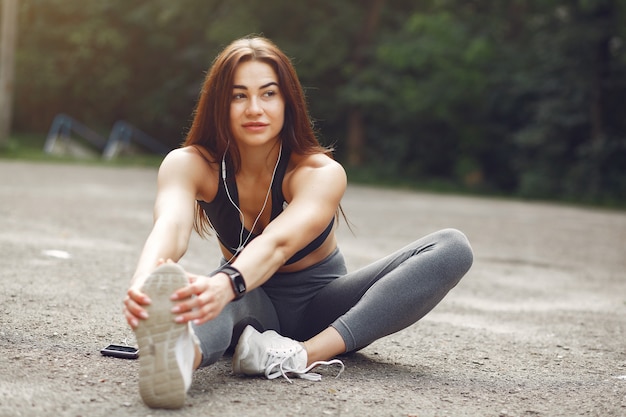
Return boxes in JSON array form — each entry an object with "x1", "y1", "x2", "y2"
[{"x1": 183, "y1": 36, "x2": 336, "y2": 237}]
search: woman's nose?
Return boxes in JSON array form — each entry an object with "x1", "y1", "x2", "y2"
[{"x1": 246, "y1": 97, "x2": 262, "y2": 115}]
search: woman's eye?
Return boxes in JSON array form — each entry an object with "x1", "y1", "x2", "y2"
[
  {"x1": 233, "y1": 92, "x2": 246, "y2": 100},
  {"x1": 263, "y1": 90, "x2": 277, "y2": 98}
]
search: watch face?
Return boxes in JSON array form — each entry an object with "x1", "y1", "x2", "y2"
[
  {"x1": 234, "y1": 275, "x2": 246, "y2": 294},
  {"x1": 221, "y1": 266, "x2": 246, "y2": 299}
]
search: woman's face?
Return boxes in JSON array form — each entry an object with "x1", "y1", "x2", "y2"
[{"x1": 230, "y1": 60, "x2": 285, "y2": 149}]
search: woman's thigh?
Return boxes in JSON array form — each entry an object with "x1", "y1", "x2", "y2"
[{"x1": 295, "y1": 228, "x2": 472, "y2": 341}]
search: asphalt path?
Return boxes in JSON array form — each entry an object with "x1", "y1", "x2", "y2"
[{"x1": 0, "y1": 160, "x2": 624, "y2": 417}]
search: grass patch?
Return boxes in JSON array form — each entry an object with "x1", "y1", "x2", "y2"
[
  {"x1": 345, "y1": 165, "x2": 499, "y2": 197},
  {"x1": 344, "y1": 166, "x2": 625, "y2": 210},
  {"x1": 0, "y1": 133, "x2": 50, "y2": 160},
  {"x1": 2, "y1": 133, "x2": 624, "y2": 210},
  {"x1": 0, "y1": 133, "x2": 164, "y2": 168}
]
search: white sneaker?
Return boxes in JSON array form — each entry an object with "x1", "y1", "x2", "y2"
[
  {"x1": 134, "y1": 263, "x2": 198, "y2": 409},
  {"x1": 232, "y1": 325, "x2": 344, "y2": 382}
]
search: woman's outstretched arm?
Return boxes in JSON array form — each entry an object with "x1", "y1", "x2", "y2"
[{"x1": 123, "y1": 148, "x2": 206, "y2": 328}]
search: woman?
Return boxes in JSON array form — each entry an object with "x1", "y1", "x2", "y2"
[{"x1": 123, "y1": 36, "x2": 473, "y2": 409}]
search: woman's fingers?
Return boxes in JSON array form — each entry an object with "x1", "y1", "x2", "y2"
[
  {"x1": 155, "y1": 257, "x2": 175, "y2": 266},
  {"x1": 171, "y1": 275, "x2": 206, "y2": 301},
  {"x1": 171, "y1": 285, "x2": 191, "y2": 301},
  {"x1": 123, "y1": 288, "x2": 152, "y2": 328},
  {"x1": 123, "y1": 300, "x2": 141, "y2": 328},
  {"x1": 170, "y1": 279, "x2": 229, "y2": 325},
  {"x1": 123, "y1": 306, "x2": 140, "y2": 328},
  {"x1": 125, "y1": 296, "x2": 148, "y2": 318},
  {"x1": 173, "y1": 299, "x2": 219, "y2": 325},
  {"x1": 170, "y1": 288, "x2": 204, "y2": 316},
  {"x1": 128, "y1": 287, "x2": 151, "y2": 305}
]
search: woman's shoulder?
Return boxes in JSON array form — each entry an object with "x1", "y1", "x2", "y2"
[
  {"x1": 286, "y1": 152, "x2": 346, "y2": 192},
  {"x1": 157, "y1": 146, "x2": 219, "y2": 196},
  {"x1": 158, "y1": 146, "x2": 218, "y2": 176},
  {"x1": 162, "y1": 146, "x2": 218, "y2": 166},
  {"x1": 290, "y1": 151, "x2": 344, "y2": 172}
]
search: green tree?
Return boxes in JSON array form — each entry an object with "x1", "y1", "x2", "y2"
[
  {"x1": 340, "y1": 3, "x2": 496, "y2": 186},
  {"x1": 0, "y1": 0, "x2": 19, "y2": 144},
  {"x1": 495, "y1": 0, "x2": 626, "y2": 203},
  {"x1": 10, "y1": 0, "x2": 626, "y2": 204}
]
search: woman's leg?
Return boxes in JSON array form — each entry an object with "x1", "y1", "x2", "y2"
[
  {"x1": 299, "y1": 228, "x2": 473, "y2": 354},
  {"x1": 192, "y1": 284, "x2": 280, "y2": 367},
  {"x1": 302, "y1": 327, "x2": 347, "y2": 365}
]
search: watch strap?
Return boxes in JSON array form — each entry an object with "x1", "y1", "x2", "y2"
[{"x1": 219, "y1": 265, "x2": 246, "y2": 300}]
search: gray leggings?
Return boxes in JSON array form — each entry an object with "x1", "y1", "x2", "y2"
[{"x1": 193, "y1": 228, "x2": 473, "y2": 367}]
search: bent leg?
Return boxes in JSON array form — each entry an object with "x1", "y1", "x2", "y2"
[
  {"x1": 192, "y1": 286, "x2": 280, "y2": 367},
  {"x1": 299, "y1": 228, "x2": 473, "y2": 352}
]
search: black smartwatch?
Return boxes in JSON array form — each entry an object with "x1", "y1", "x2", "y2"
[{"x1": 219, "y1": 265, "x2": 246, "y2": 300}]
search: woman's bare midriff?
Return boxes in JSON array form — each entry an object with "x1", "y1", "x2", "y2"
[{"x1": 218, "y1": 233, "x2": 338, "y2": 274}]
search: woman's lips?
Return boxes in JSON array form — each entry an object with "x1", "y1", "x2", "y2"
[{"x1": 242, "y1": 122, "x2": 268, "y2": 131}]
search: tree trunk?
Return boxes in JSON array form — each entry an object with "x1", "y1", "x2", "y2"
[
  {"x1": 0, "y1": 0, "x2": 19, "y2": 144},
  {"x1": 589, "y1": 5, "x2": 613, "y2": 145},
  {"x1": 346, "y1": 0, "x2": 384, "y2": 167},
  {"x1": 586, "y1": 1, "x2": 614, "y2": 197},
  {"x1": 347, "y1": 110, "x2": 365, "y2": 166}
]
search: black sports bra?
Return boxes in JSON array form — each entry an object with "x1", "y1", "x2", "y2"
[{"x1": 197, "y1": 149, "x2": 334, "y2": 265}]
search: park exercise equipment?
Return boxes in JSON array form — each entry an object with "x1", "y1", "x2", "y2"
[{"x1": 44, "y1": 114, "x2": 170, "y2": 159}]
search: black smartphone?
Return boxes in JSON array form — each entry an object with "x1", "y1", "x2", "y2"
[{"x1": 100, "y1": 344, "x2": 139, "y2": 359}]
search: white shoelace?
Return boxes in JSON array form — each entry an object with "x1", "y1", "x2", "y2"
[{"x1": 264, "y1": 346, "x2": 345, "y2": 383}]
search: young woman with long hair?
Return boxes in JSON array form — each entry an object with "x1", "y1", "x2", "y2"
[{"x1": 122, "y1": 36, "x2": 473, "y2": 409}]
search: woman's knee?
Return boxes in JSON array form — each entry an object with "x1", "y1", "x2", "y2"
[{"x1": 437, "y1": 228, "x2": 474, "y2": 275}]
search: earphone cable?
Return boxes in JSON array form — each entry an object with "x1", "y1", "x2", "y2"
[{"x1": 221, "y1": 144, "x2": 282, "y2": 264}]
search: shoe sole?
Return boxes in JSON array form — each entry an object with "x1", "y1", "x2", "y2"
[
  {"x1": 232, "y1": 325, "x2": 255, "y2": 374},
  {"x1": 134, "y1": 263, "x2": 188, "y2": 409}
]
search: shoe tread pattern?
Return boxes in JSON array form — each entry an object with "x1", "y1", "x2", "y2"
[{"x1": 134, "y1": 265, "x2": 188, "y2": 409}]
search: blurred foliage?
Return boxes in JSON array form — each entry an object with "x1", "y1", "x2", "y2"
[{"x1": 8, "y1": 0, "x2": 626, "y2": 205}]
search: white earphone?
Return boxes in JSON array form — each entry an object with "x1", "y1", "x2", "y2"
[{"x1": 220, "y1": 144, "x2": 282, "y2": 263}]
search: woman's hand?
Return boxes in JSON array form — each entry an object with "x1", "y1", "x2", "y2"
[
  {"x1": 123, "y1": 285, "x2": 151, "y2": 329},
  {"x1": 169, "y1": 272, "x2": 235, "y2": 325},
  {"x1": 122, "y1": 259, "x2": 173, "y2": 329}
]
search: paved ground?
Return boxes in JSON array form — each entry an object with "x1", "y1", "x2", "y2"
[{"x1": 0, "y1": 160, "x2": 624, "y2": 417}]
